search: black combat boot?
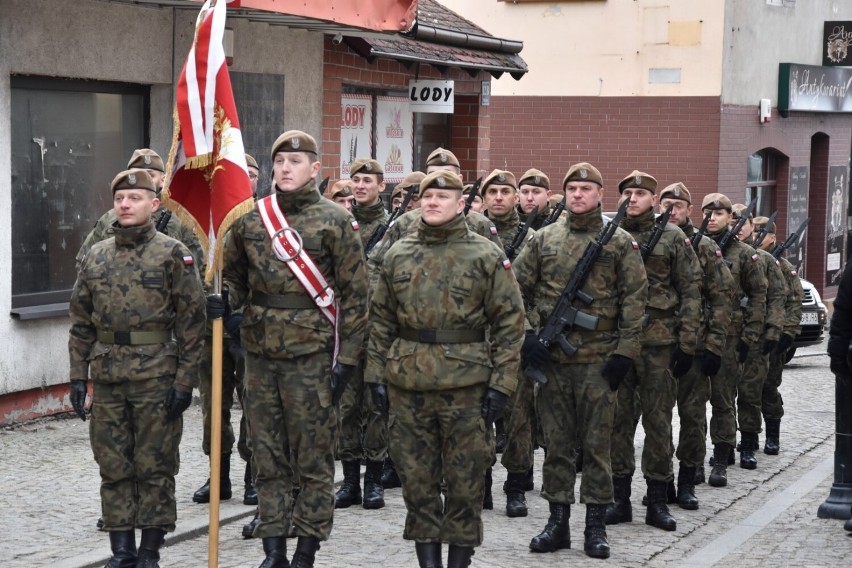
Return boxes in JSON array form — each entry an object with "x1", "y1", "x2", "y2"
[
  {"x1": 694, "y1": 465, "x2": 706, "y2": 485},
  {"x1": 676, "y1": 464, "x2": 699, "y2": 510},
  {"x1": 641, "y1": 481, "x2": 677, "y2": 506},
  {"x1": 415, "y1": 542, "x2": 443, "y2": 568},
  {"x1": 244, "y1": 462, "x2": 258, "y2": 505},
  {"x1": 645, "y1": 479, "x2": 677, "y2": 531},
  {"x1": 495, "y1": 419, "x2": 507, "y2": 454},
  {"x1": 482, "y1": 468, "x2": 493, "y2": 510},
  {"x1": 290, "y1": 536, "x2": 320, "y2": 568},
  {"x1": 258, "y1": 536, "x2": 288, "y2": 568},
  {"x1": 243, "y1": 510, "x2": 260, "y2": 539},
  {"x1": 446, "y1": 544, "x2": 475, "y2": 568},
  {"x1": 105, "y1": 530, "x2": 137, "y2": 568},
  {"x1": 363, "y1": 460, "x2": 386, "y2": 509},
  {"x1": 334, "y1": 460, "x2": 362, "y2": 508},
  {"x1": 193, "y1": 453, "x2": 233, "y2": 503},
  {"x1": 764, "y1": 418, "x2": 781, "y2": 455},
  {"x1": 708, "y1": 443, "x2": 730, "y2": 487},
  {"x1": 381, "y1": 457, "x2": 402, "y2": 489},
  {"x1": 583, "y1": 504, "x2": 610, "y2": 559},
  {"x1": 739, "y1": 432, "x2": 758, "y2": 469},
  {"x1": 97, "y1": 517, "x2": 106, "y2": 530},
  {"x1": 845, "y1": 508, "x2": 852, "y2": 532},
  {"x1": 529, "y1": 502, "x2": 571, "y2": 552},
  {"x1": 135, "y1": 528, "x2": 166, "y2": 568},
  {"x1": 524, "y1": 466, "x2": 534, "y2": 491},
  {"x1": 604, "y1": 476, "x2": 632, "y2": 525},
  {"x1": 504, "y1": 472, "x2": 528, "y2": 518}
]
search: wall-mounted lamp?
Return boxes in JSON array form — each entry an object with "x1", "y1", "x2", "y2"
[{"x1": 224, "y1": 27, "x2": 234, "y2": 66}]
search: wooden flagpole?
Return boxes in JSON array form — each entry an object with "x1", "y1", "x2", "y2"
[{"x1": 209, "y1": 274, "x2": 224, "y2": 567}]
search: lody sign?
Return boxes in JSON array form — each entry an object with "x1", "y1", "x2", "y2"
[{"x1": 408, "y1": 80, "x2": 454, "y2": 113}]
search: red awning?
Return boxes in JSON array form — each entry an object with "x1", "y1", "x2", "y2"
[{"x1": 221, "y1": 0, "x2": 417, "y2": 32}]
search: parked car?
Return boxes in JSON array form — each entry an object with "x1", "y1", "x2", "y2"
[{"x1": 784, "y1": 278, "x2": 827, "y2": 363}]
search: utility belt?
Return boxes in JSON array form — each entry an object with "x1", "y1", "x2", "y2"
[
  {"x1": 399, "y1": 328, "x2": 486, "y2": 344},
  {"x1": 97, "y1": 330, "x2": 172, "y2": 345},
  {"x1": 642, "y1": 307, "x2": 677, "y2": 328},
  {"x1": 570, "y1": 309, "x2": 618, "y2": 332},
  {"x1": 251, "y1": 291, "x2": 316, "y2": 309}
]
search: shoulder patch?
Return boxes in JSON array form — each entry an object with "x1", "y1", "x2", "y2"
[
  {"x1": 351, "y1": 220, "x2": 360, "y2": 231},
  {"x1": 527, "y1": 233, "x2": 535, "y2": 241},
  {"x1": 715, "y1": 249, "x2": 722, "y2": 258},
  {"x1": 490, "y1": 226, "x2": 498, "y2": 235},
  {"x1": 751, "y1": 253, "x2": 759, "y2": 262},
  {"x1": 182, "y1": 255, "x2": 194, "y2": 266},
  {"x1": 684, "y1": 238, "x2": 691, "y2": 247},
  {"x1": 632, "y1": 240, "x2": 639, "y2": 250},
  {"x1": 502, "y1": 258, "x2": 512, "y2": 270},
  {"x1": 775, "y1": 259, "x2": 780, "y2": 266},
  {"x1": 790, "y1": 270, "x2": 797, "y2": 276}
]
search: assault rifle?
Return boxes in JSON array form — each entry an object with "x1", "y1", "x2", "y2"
[
  {"x1": 363, "y1": 184, "x2": 417, "y2": 255},
  {"x1": 524, "y1": 199, "x2": 630, "y2": 385},
  {"x1": 752, "y1": 210, "x2": 778, "y2": 250},
  {"x1": 318, "y1": 176, "x2": 330, "y2": 196},
  {"x1": 773, "y1": 218, "x2": 809, "y2": 260},
  {"x1": 505, "y1": 206, "x2": 540, "y2": 261},
  {"x1": 717, "y1": 200, "x2": 757, "y2": 254},
  {"x1": 155, "y1": 209, "x2": 172, "y2": 233},
  {"x1": 640, "y1": 204, "x2": 674, "y2": 260},
  {"x1": 690, "y1": 210, "x2": 712, "y2": 253},
  {"x1": 540, "y1": 194, "x2": 567, "y2": 229},
  {"x1": 461, "y1": 177, "x2": 483, "y2": 216}
]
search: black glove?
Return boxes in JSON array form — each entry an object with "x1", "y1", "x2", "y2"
[
  {"x1": 521, "y1": 332, "x2": 551, "y2": 369},
  {"x1": 331, "y1": 362, "x2": 357, "y2": 406},
  {"x1": 370, "y1": 383, "x2": 389, "y2": 418},
  {"x1": 224, "y1": 313, "x2": 243, "y2": 347},
  {"x1": 762, "y1": 339, "x2": 778, "y2": 355},
  {"x1": 775, "y1": 333, "x2": 795, "y2": 354},
  {"x1": 669, "y1": 346, "x2": 693, "y2": 379},
  {"x1": 70, "y1": 380, "x2": 88, "y2": 421},
  {"x1": 701, "y1": 351, "x2": 723, "y2": 377},
  {"x1": 164, "y1": 387, "x2": 192, "y2": 422},
  {"x1": 206, "y1": 293, "x2": 228, "y2": 320},
  {"x1": 736, "y1": 340, "x2": 750, "y2": 364},
  {"x1": 481, "y1": 388, "x2": 509, "y2": 426},
  {"x1": 601, "y1": 354, "x2": 633, "y2": 391}
]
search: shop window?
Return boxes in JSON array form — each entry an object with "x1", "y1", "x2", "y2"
[
  {"x1": 746, "y1": 150, "x2": 778, "y2": 218},
  {"x1": 10, "y1": 76, "x2": 147, "y2": 317}
]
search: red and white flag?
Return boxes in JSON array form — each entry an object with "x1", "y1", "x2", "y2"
[{"x1": 162, "y1": 0, "x2": 253, "y2": 282}]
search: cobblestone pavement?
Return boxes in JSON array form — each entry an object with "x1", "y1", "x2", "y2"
[{"x1": 3, "y1": 342, "x2": 850, "y2": 567}]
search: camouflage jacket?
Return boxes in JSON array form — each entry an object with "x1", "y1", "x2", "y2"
[
  {"x1": 76, "y1": 207, "x2": 205, "y2": 275},
  {"x1": 708, "y1": 229, "x2": 767, "y2": 345},
  {"x1": 621, "y1": 210, "x2": 701, "y2": 351},
  {"x1": 365, "y1": 214, "x2": 525, "y2": 396},
  {"x1": 750, "y1": 245, "x2": 788, "y2": 342},
  {"x1": 681, "y1": 221, "x2": 733, "y2": 356},
  {"x1": 69, "y1": 221, "x2": 206, "y2": 391},
  {"x1": 513, "y1": 205, "x2": 648, "y2": 364},
  {"x1": 776, "y1": 255, "x2": 804, "y2": 336},
  {"x1": 486, "y1": 208, "x2": 521, "y2": 249},
  {"x1": 222, "y1": 180, "x2": 368, "y2": 366},
  {"x1": 353, "y1": 200, "x2": 390, "y2": 250},
  {"x1": 518, "y1": 204, "x2": 551, "y2": 230}
]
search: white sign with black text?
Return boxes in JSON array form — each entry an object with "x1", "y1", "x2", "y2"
[{"x1": 408, "y1": 80, "x2": 454, "y2": 113}]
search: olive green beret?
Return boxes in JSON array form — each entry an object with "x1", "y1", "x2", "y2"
[
  {"x1": 419, "y1": 170, "x2": 464, "y2": 195},
  {"x1": 731, "y1": 203, "x2": 754, "y2": 221},
  {"x1": 327, "y1": 179, "x2": 353, "y2": 200},
  {"x1": 111, "y1": 168, "x2": 156, "y2": 194},
  {"x1": 659, "y1": 182, "x2": 692, "y2": 204},
  {"x1": 350, "y1": 157, "x2": 384, "y2": 177},
  {"x1": 482, "y1": 169, "x2": 518, "y2": 192},
  {"x1": 271, "y1": 130, "x2": 318, "y2": 159},
  {"x1": 393, "y1": 171, "x2": 426, "y2": 199},
  {"x1": 245, "y1": 154, "x2": 258, "y2": 169},
  {"x1": 701, "y1": 192, "x2": 733, "y2": 212},
  {"x1": 127, "y1": 149, "x2": 164, "y2": 173},
  {"x1": 518, "y1": 168, "x2": 550, "y2": 190},
  {"x1": 618, "y1": 170, "x2": 658, "y2": 194},
  {"x1": 563, "y1": 162, "x2": 603, "y2": 188},
  {"x1": 754, "y1": 216, "x2": 776, "y2": 234},
  {"x1": 425, "y1": 147, "x2": 460, "y2": 168}
]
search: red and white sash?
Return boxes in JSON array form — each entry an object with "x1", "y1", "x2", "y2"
[{"x1": 257, "y1": 194, "x2": 340, "y2": 364}]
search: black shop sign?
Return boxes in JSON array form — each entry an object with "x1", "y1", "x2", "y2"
[{"x1": 778, "y1": 63, "x2": 852, "y2": 115}]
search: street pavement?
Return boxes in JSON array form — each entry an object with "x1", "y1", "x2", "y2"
[{"x1": 2, "y1": 341, "x2": 851, "y2": 567}]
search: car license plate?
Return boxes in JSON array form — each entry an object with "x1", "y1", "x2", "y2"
[{"x1": 800, "y1": 312, "x2": 819, "y2": 325}]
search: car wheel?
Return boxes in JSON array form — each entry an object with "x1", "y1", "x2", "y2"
[{"x1": 784, "y1": 347, "x2": 796, "y2": 364}]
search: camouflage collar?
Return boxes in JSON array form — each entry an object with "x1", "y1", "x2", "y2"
[
  {"x1": 680, "y1": 219, "x2": 695, "y2": 237},
  {"x1": 417, "y1": 211, "x2": 468, "y2": 243},
  {"x1": 274, "y1": 179, "x2": 320, "y2": 212},
  {"x1": 621, "y1": 208, "x2": 655, "y2": 233},
  {"x1": 567, "y1": 204, "x2": 604, "y2": 233},
  {"x1": 353, "y1": 199, "x2": 389, "y2": 223},
  {"x1": 486, "y1": 207, "x2": 519, "y2": 233},
  {"x1": 113, "y1": 220, "x2": 157, "y2": 247}
]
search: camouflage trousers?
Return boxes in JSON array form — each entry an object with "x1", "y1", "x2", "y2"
[
  {"x1": 388, "y1": 383, "x2": 492, "y2": 547},
  {"x1": 199, "y1": 336, "x2": 250, "y2": 461},
  {"x1": 709, "y1": 335, "x2": 740, "y2": 447},
  {"x1": 611, "y1": 344, "x2": 676, "y2": 482},
  {"x1": 337, "y1": 358, "x2": 387, "y2": 463},
  {"x1": 537, "y1": 362, "x2": 616, "y2": 504},
  {"x1": 244, "y1": 352, "x2": 336, "y2": 541},
  {"x1": 675, "y1": 353, "x2": 712, "y2": 468},
  {"x1": 738, "y1": 346, "x2": 770, "y2": 433},
  {"x1": 500, "y1": 371, "x2": 535, "y2": 474},
  {"x1": 762, "y1": 351, "x2": 786, "y2": 420},
  {"x1": 90, "y1": 376, "x2": 181, "y2": 532}
]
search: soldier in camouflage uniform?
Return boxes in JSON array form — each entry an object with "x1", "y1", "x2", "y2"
[
  {"x1": 482, "y1": 169, "x2": 522, "y2": 246},
  {"x1": 365, "y1": 169, "x2": 525, "y2": 568},
  {"x1": 514, "y1": 162, "x2": 648, "y2": 559},
  {"x1": 606, "y1": 172, "x2": 701, "y2": 532},
  {"x1": 658, "y1": 183, "x2": 733, "y2": 507},
  {"x1": 69, "y1": 168, "x2": 206, "y2": 568},
  {"x1": 701, "y1": 193, "x2": 767, "y2": 487},
  {"x1": 730, "y1": 204, "x2": 788, "y2": 469},
  {"x1": 324, "y1": 179, "x2": 355, "y2": 212},
  {"x1": 75, "y1": 149, "x2": 205, "y2": 272},
  {"x1": 517, "y1": 168, "x2": 552, "y2": 230},
  {"x1": 753, "y1": 216, "x2": 803, "y2": 455},
  {"x1": 222, "y1": 131, "x2": 368, "y2": 568}
]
